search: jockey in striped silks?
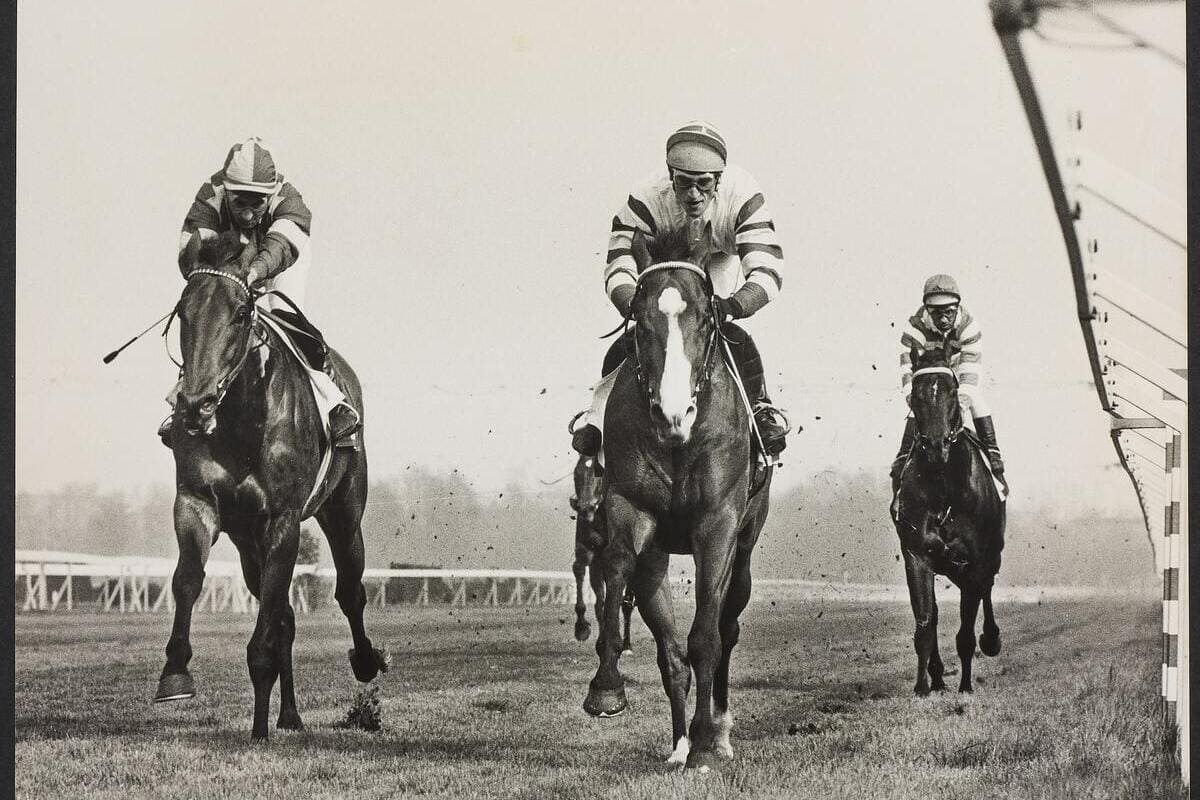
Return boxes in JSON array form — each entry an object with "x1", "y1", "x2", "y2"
[
  {"x1": 158, "y1": 138, "x2": 360, "y2": 448},
  {"x1": 891, "y1": 274, "x2": 1005, "y2": 483},
  {"x1": 571, "y1": 122, "x2": 790, "y2": 467}
]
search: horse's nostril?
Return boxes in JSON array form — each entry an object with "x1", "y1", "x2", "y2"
[{"x1": 650, "y1": 404, "x2": 668, "y2": 425}]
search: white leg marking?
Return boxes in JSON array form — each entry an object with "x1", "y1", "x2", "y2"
[
  {"x1": 714, "y1": 711, "x2": 734, "y2": 758},
  {"x1": 656, "y1": 287, "x2": 694, "y2": 430},
  {"x1": 666, "y1": 735, "x2": 691, "y2": 765}
]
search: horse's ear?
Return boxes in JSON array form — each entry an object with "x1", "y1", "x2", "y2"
[
  {"x1": 631, "y1": 229, "x2": 652, "y2": 273},
  {"x1": 179, "y1": 232, "x2": 202, "y2": 278}
]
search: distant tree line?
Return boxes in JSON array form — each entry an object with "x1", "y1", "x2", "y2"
[{"x1": 16, "y1": 467, "x2": 1155, "y2": 589}]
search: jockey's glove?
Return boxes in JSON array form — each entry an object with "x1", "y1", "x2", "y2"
[
  {"x1": 611, "y1": 284, "x2": 636, "y2": 318},
  {"x1": 713, "y1": 295, "x2": 744, "y2": 322}
]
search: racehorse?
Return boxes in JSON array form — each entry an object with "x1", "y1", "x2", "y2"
[
  {"x1": 155, "y1": 231, "x2": 388, "y2": 740},
  {"x1": 891, "y1": 340, "x2": 1005, "y2": 695},
  {"x1": 569, "y1": 455, "x2": 633, "y2": 650},
  {"x1": 583, "y1": 228, "x2": 772, "y2": 771}
]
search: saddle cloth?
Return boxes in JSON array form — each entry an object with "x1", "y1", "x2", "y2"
[{"x1": 258, "y1": 311, "x2": 341, "y2": 516}]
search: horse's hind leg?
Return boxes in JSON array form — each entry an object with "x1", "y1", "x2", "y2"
[
  {"x1": 155, "y1": 494, "x2": 218, "y2": 703},
  {"x1": 956, "y1": 590, "x2": 982, "y2": 693},
  {"x1": 234, "y1": 542, "x2": 301, "y2": 731},
  {"x1": 584, "y1": 501, "x2": 647, "y2": 719},
  {"x1": 275, "y1": 603, "x2": 304, "y2": 730},
  {"x1": 247, "y1": 512, "x2": 302, "y2": 740},
  {"x1": 572, "y1": 543, "x2": 592, "y2": 642},
  {"x1": 979, "y1": 588, "x2": 1001, "y2": 656},
  {"x1": 927, "y1": 595, "x2": 947, "y2": 692},
  {"x1": 712, "y1": 546, "x2": 753, "y2": 760},
  {"x1": 620, "y1": 587, "x2": 635, "y2": 654},
  {"x1": 317, "y1": 468, "x2": 386, "y2": 683},
  {"x1": 632, "y1": 546, "x2": 690, "y2": 764},
  {"x1": 901, "y1": 548, "x2": 937, "y2": 696}
]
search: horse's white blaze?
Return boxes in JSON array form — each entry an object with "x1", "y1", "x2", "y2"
[
  {"x1": 656, "y1": 287, "x2": 694, "y2": 430},
  {"x1": 666, "y1": 736, "x2": 691, "y2": 765}
]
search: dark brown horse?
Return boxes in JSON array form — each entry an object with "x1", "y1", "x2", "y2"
[
  {"x1": 583, "y1": 230, "x2": 772, "y2": 771},
  {"x1": 891, "y1": 341, "x2": 1005, "y2": 695},
  {"x1": 569, "y1": 455, "x2": 633, "y2": 650},
  {"x1": 155, "y1": 231, "x2": 387, "y2": 740}
]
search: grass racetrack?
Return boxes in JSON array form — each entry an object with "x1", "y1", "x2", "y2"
[{"x1": 15, "y1": 596, "x2": 1187, "y2": 799}]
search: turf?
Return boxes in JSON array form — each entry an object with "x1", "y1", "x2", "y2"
[{"x1": 15, "y1": 596, "x2": 1187, "y2": 799}]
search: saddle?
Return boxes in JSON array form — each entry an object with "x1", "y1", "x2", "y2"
[{"x1": 261, "y1": 308, "x2": 327, "y2": 371}]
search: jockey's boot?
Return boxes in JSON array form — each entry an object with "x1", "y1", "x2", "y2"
[
  {"x1": 890, "y1": 417, "x2": 918, "y2": 491},
  {"x1": 973, "y1": 415, "x2": 1005, "y2": 476},
  {"x1": 726, "y1": 323, "x2": 791, "y2": 456},
  {"x1": 157, "y1": 413, "x2": 175, "y2": 449},
  {"x1": 322, "y1": 359, "x2": 362, "y2": 449}
]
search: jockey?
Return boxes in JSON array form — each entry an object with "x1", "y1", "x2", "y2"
[
  {"x1": 891, "y1": 274, "x2": 1005, "y2": 483},
  {"x1": 158, "y1": 137, "x2": 361, "y2": 448},
  {"x1": 570, "y1": 121, "x2": 789, "y2": 465}
]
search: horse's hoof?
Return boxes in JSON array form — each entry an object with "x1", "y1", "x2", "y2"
[
  {"x1": 349, "y1": 647, "x2": 389, "y2": 682},
  {"x1": 930, "y1": 678, "x2": 947, "y2": 692},
  {"x1": 913, "y1": 684, "x2": 931, "y2": 698},
  {"x1": 276, "y1": 711, "x2": 305, "y2": 731},
  {"x1": 958, "y1": 682, "x2": 974, "y2": 694},
  {"x1": 574, "y1": 622, "x2": 591, "y2": 642},
  {"x1": 685, "y1": 748, "x2": 722, "y2": 772},
  {"x1": 583, "y1": 685, "x2": 627, "y2": 718},
  {"x1": 980, "y1": 632, "x2": 1001, "y2": 657},
  {"x1": 153, "y1": 672, "x2": 195, "y2": 703}
]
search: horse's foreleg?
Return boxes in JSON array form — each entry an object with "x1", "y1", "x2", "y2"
[
  {"x1": 685, "y1": 511, "x2": 739, "y2": 770},
  {"x1": 902, "y1": 547, "x2": 937, "y2": 696},
  {"x1": 247, "y1": 512, "x2": 300, "y2": 741},
  {"x1": 155, "y1": 494, "x2": 218, "y2": 703},
  {"x1": 957, "y1": 590, "x2": 982, "y2": 693},
  {"x1": 631, "y1": 546, "x2": 690, "y2": 764},
  {"x1": 712, "y1": 545, "x2": 753, "y2": 759},
  {"x1": 979, "y1": 587, "x2": 1001, "y2": 656}
]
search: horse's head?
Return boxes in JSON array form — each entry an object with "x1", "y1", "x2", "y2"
[
  {"x1": 174, "y1": 231, "x2": 260, "y2": 436},
  {"x1": 908, "y1": 340, "x2": 962, "y2": 466},
  {"x1": 628, "y1": 228, "x2": 718, "y2": 446},
  {"x1": 570, "y1": 456, "x2": 605, "y2": 525}
]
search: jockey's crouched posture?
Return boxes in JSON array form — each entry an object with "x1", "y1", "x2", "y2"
[
  {"x1": 571, "y1": 122, "x2": 790, "y2": 466},
  {"x1": 158, "y1": 137, "x2": 361, "y2": 449},
  {"x1": 891, "y1": 274, "x2": 1005, "y2": 486}
]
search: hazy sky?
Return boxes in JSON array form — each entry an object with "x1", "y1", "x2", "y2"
[{"x1": 16, "y1": 1, "x2": 1184, "y2": 518}]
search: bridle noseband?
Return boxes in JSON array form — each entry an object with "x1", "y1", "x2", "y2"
[{"x1": 628, "y1": 261, "x2": 720, "y2": 405}]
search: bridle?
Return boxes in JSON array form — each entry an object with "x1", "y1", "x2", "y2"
[
  {"x1": 910, "y1": 366, "x2": 963, "y2": 449},
  {"x1": 626, "y1": 261, "x2": 721, "y2": 408},
  {"x1": 173, "y1": 268, "x2": 267, "y2": 417}
]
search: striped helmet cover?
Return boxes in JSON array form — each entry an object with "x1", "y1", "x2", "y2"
[{"x1": 222, "y1": 137, "x2": 280, "y2": 193}]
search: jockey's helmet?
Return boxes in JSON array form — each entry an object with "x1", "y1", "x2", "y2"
[
  {"x1": 922, "y1": 274, "x2": 961, "y2": 307},
  {"x1": 666, "y1": 122, "x2": 727, "y2": 173},
  {"x1": 222, "y1": 137, "x2": 280, "y2": 194}
]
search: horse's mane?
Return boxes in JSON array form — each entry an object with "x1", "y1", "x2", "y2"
[
  {"x1": 633, "y1": 227, "x2": 709, "y2": 271},
  {"x1": 197, "y1": 231, "x2": 248, "y2": 269}
]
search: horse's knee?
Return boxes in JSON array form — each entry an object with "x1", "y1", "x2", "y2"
[
  {"x1": 335, "y1": 581, "x2": 366, "y2": 612},
  {"x1": 956, "y1": 629, "x2": 976, "y2": 657}
]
